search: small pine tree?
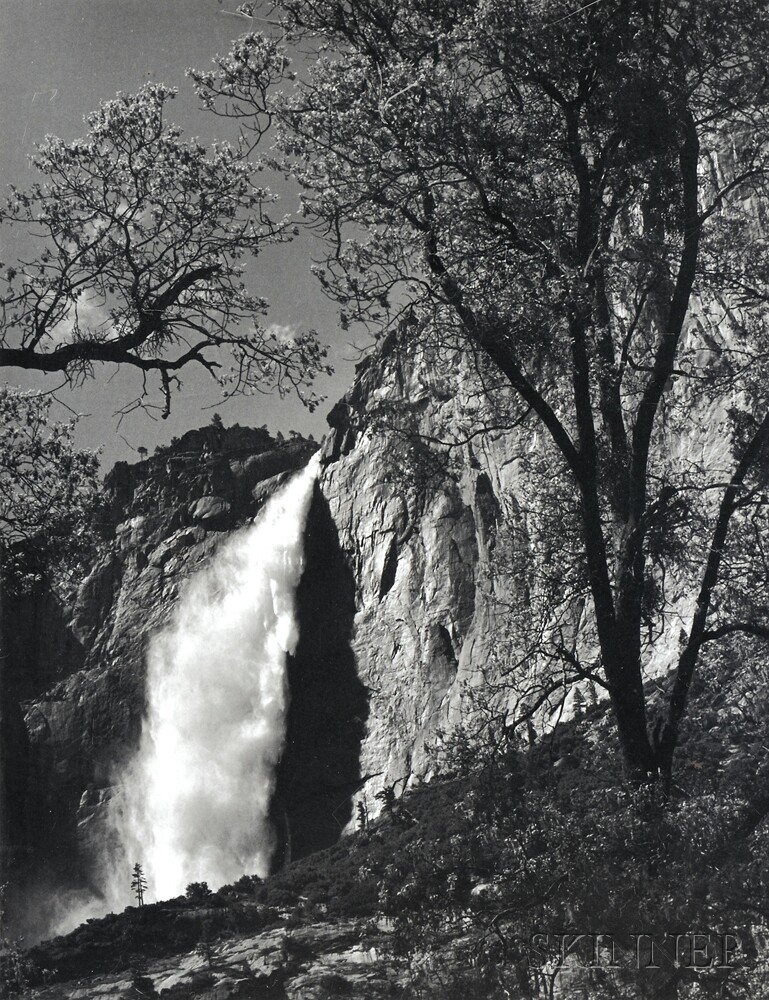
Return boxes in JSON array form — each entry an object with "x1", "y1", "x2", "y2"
[
  {"x1": 131, "y1": 862, "x2": 148, "y2": 906},
  {"x1": 195, "y1": 919, "x2": 219, "y2": 970},
  {"x1": 356, "y1": 799, "x2": 369, "y2": 833},
  {"x1": 137, "y1": 445, "x2": 148, "y2": 460},
  {"x1": 375, "y1": 783, "x2": 397, "y2": 817},
  {"x1": 210, "y1": 412, "x2": 224, "y2": 430},
  {"x1": 131, "y1": 958, "x2": 157, "y2": 999}
]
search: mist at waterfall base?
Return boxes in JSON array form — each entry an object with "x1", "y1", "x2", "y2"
[{"x1": 56, "y1": 453, "x2": 320, "y2": 932}]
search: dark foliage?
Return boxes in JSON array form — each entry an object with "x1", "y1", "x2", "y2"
[{"x1": 14, "y1": 650, "x2": 769, "y2": 996}]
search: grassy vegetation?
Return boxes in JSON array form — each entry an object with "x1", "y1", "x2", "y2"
[{"x1": 6, "y1": 647, "x2": 769, "y2": 997}]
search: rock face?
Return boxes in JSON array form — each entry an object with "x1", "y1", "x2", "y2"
[
  {"x1": 3, "y1": 325, "x2": 714, "y2": 939},
  {"x1": 276, "y1": 333, "x2": 539, "y2": 858},
  {"x1": 311, "y1": 310, "x2": 738, "y2": 815},
  {"x1": 1, "y1": 341, "x2": 568, "y2": 939},
  {"x1": 315, "y1": 335, "x2": 525, "y2": 812},
  {"x1": 25, "y1": 918, "x2": 405, "y2": 1000}
]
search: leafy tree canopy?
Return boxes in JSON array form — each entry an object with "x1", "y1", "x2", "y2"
[
  {"x1": 194, "y1": 0, "x2": 769, "y2": 782},
  {"x1": 0, "y1": 386, "x2": 100, "y2": 588},
  {"x1": 0, "y1": 81, "x2": 330, "y2": 418}
]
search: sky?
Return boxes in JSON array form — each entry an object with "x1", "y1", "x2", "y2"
[{"x1": 0, "y1": 0, "x2": 364, "y2": 468}]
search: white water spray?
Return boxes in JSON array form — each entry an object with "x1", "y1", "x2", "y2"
[{"x1": 108, "y1": 453, "x2": 320, "y2": 903}]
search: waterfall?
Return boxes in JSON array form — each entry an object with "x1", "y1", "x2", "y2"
[{"x1": 107, "y1": 452, "x2": 320, "y2": 905}]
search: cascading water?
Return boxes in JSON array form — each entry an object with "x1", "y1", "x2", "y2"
[{"x1": 106, "y1": 452, "x2": 320, "y2": 905}]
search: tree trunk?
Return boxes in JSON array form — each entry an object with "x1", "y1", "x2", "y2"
[
  {"x1": 606, "y1": 659, "x2": 658, "y2": 780},
  {"x1": 577, "y1": 489, "x2": 658, "y2": 780}
]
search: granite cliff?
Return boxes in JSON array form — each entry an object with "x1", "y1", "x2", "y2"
[
  {"x1": 316, "y1": 336, "x2": 522, "y2": 801},
  {"x1": 1, "y1": 326, "x2": 714, "y2": 940},
  {"x1": 3, "y1": 331, "x2": 534, "y2": 940}
]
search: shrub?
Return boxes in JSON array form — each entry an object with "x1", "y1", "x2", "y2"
[
  {"x1": 131, "y1": 973, "x2": 157, "y2": 997},
  {"x1": 185, "y1": 882, "x2": 213, "y2": 905},
  {"x1": 231, "y1": 873, "x2": 263, "y2": 895},
  {"x1": 318, "y1": 972, "x2": 354, "y2": 995},
  {"x1": 285, "y1": 905, "x2": 304, "y2": 929},
  {"x1": 283, "y1": 933, "x2": 316, "y2": 964}
]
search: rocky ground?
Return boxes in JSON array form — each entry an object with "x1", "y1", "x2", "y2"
[{"x1": 24, "y1": 918, "x2": 403, "y2": 1000}]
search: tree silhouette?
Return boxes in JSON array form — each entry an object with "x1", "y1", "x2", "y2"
[
  {"x1": 131, "y1": 862, "x2": 147, "y2": 907},
  {"x1": 0, "y1": 386, "x2": 100, "y2": 587},
  {"x1": 195, "y1": 919, "x2": 219, "y2": 971},
  {"x1": 356, "y1": 799, "x2": 369, "y2": 833},
  {"x1": 195, "y1": 0, "x2": 769, "y2": 784},
  {"x1": 0, "y1": 82, "x2": 330, "y2": 418}
]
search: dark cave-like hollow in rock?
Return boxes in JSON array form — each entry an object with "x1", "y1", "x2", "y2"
[{"x1": 271, "y1": 483, "x2": 368, "y2": 867}]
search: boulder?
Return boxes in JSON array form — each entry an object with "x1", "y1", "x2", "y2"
[{"x1": 190, "y1": 495, "x2": 232, "y2": 525}]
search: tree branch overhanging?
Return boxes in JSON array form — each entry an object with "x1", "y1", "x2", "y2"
[{"x1": 0, "y1": 82, "x2": 331, "y2": 416}]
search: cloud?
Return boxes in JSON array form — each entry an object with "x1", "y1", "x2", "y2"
[
  {"x1": 49, "y1": 295, "x2": 110, "y2": 345},
  {"x1": 265, "y1": 322, "x2": 299, "y2": 345}
]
